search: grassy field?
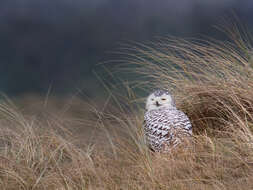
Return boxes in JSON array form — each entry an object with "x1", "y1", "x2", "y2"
[{"x1": 0, "y1": 26, "x2": 253, "y2": 189}]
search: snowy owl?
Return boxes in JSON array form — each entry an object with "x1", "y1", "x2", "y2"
[{"x1": 143, "y1": 89, "x2": 192, "y2": 152}]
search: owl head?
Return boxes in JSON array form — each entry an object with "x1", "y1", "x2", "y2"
[{"x1": 145, "y1": 89, "x2": 176, "y2": 111}]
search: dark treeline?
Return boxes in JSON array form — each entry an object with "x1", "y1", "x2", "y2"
[{"x1": 0, "y1": 0, "x2": 252, "y2": 95}]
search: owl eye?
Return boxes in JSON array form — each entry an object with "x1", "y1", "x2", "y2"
[
  {"x1": 161, "y1": 98, "x2": 166, "y2": 101},
  {"x1": 151, "y1": 98, "x2": 154, "y2": 101}
]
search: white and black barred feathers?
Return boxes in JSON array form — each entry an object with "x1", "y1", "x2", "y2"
[{"x1": 143, "y1": 107, "x2": 192, "y2": 152}]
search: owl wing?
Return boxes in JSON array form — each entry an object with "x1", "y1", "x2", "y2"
[
  {"x1": 170, "y1": 109, "x2": 192, "y2": 135},
  {"x1": 159, "y1": 109, "x2": 192, "y2": 150},
  {"x1": 142, "y1": 118, "x2": 156, "y2": 151},
  {"x1": 143, "y1": 111, "x2": 174, "y2": 151}
]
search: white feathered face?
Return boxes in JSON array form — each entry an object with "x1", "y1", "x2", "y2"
[{"x1": 146, "y1": 90, "x2": 175, "y2": 111}]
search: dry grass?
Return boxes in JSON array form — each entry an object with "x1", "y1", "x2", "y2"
[{"x1": 1, "y1": 25, "x2": 253, "y2": 189}]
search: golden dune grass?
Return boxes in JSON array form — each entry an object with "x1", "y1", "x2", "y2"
[{"x1": 0, "y1": 25, "x2": 253, "y2": 189}]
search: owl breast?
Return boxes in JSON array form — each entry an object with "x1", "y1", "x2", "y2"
[{"x1": 143, "y1": 107, "x2": 192, "y2": 152}]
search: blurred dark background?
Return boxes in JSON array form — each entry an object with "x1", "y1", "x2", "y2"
[{"x1": 0, "y1": 0, "x2": 253, "y2": 97}]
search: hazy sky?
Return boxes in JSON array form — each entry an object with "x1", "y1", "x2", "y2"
[{"x1": 0, "y1": 0, "x2": 252, "y2": 95}]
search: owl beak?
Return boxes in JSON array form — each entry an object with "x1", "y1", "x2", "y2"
[{"x1": 156, "y1": 101, "x2": 160, "y2": 107}]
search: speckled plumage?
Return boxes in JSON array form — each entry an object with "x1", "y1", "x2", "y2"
[{"x1": 143, "y1": 90, "x2": 192, "y2": 152}]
